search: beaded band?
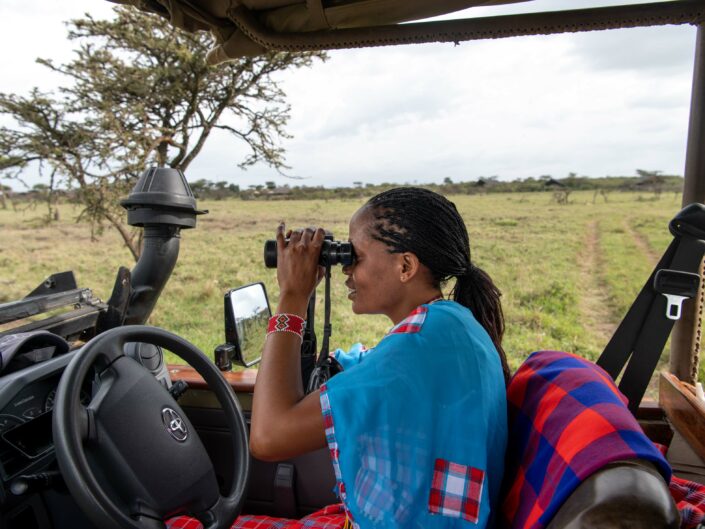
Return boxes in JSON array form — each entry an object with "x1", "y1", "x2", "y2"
[{"x1": 267, "y1": 313, "x2": 306, "y2": 339}]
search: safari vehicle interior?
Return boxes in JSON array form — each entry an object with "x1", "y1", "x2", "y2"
[{"x1": 1, "y1": 0, "x2": 705, "y2": 528}]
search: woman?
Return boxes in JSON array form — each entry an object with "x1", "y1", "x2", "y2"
[{"x1": 250, "y1": 187, "x2": 509, "y2": 528}]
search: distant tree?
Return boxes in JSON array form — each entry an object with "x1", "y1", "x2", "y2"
[
  {"x1": 552, "y1": 189, "x2": 571, "y2": 205},
  {"x1": 265, "y1": 181, "x2": 276, "y2": 190},
  {"x1": 0, "y1": 183, "x2": 10, "y2": 210},
  {"x1": 443, "y1": 177, "x2": 453, "y2": 185},
  {"x1": 0, "y1": 7, "x2": 325, "y2": 260},
  {"x1": 635, "y1": 169, "x2": 665, "y2": 198},
  {"x1": 593, "y1": 189, "x2": 610, "y2": 203},
  {"x1": 636, "y1": 169, "x2": 663, "y2": 178},
  {"x1": 190, "y1": 179, "x2": 209, "y2": 198}
]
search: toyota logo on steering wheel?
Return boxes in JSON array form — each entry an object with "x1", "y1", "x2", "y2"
[{"x1": 161, "y1": 407, "x2": 188, "y2": 442}]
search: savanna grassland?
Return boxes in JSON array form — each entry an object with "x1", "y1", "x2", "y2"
[{"x1": 1, "y1": 190, "x2": 700, "y2": 391}]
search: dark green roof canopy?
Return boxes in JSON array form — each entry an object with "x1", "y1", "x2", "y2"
[{"x1": 110, "y1": 0, "x2": 704, "y2": 63}]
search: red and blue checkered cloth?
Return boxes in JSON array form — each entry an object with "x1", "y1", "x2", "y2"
[
  {"x1": 500, "y1": 350, "x2": 671, "y2": 529},
  {"x1": 670, "y1": 475, "x2": 705, "y2": 528},
  {"x1": 166, "y1": 504, "x2": 347, "y2": 529}
]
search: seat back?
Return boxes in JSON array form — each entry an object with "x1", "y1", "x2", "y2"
[
  {"x1": 545, "y1": 460, "x2": 678, "y2": 529},
  {"x1": 500, "y1": 350, "x2": 675, "y2": 529}
]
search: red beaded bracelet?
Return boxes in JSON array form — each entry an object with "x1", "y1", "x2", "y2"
[{"x1": 267, "y1": 313, "x2": 306, "y2": 339}]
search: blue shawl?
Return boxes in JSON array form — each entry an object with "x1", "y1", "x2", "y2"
[{"x1": 321, "y1": 301, "x2": 507, "y2": 528}]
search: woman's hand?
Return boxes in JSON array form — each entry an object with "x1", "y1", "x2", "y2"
[
  {"x1": 251, "y1": 224, "x2": 328, "y2": 462},
  {"x1": 275, "y1": 223, "x2": 325, "y2": 315}
]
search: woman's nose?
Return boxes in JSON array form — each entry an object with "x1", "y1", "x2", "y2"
[{"x1": 342, "y1": 264, "x2": 352, "y2": 275}]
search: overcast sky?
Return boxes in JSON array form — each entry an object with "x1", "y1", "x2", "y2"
[{"x1": 0, "y1": 0, "x2": 698, "y2": 189}]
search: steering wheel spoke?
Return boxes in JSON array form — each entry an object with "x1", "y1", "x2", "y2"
[
  {"x1": 98, "y1": 339, "x2": 128, "y2": 370},
  {"x1": 131, "y1": 516, "x2": 166, "y2": 529},
  {"x1": 195, "y1": 495, "x2": 240, "y2": 529},
  {"x1": 53, "y1": 325, "x2": 250, "y2": 529},
  {"x1": 77, "y1": 404, "x2": 95, "y2": 443}
]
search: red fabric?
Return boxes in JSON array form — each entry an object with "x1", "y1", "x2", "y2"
[
  {"x1": 166, "y1": 504, "x2": 347, "y2": 529},
  {"x1": 670, "y1": 476, "x2": 705, "y2": 529},
  {"x1": 428, "y1": 458, "x2": 484, "y2": 523},
  {"x1": 387, "y1": 305, "x2": 427, "y2": 335}
]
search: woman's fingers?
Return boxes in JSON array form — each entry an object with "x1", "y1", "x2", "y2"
[
  {"x1": 300, "y1": 227, "x2": 318, "y2": 246},
  {"x1": 289, "y1": 228, "x2": 303, "y2": 244},
  {"x1": 312, "y1": 227, "x2": 325, "y2": 247},
  {"x1": 277, "y1": 225, "x2": 325, "y2": 263},
  {"x1": 276, "y1": 222, "x2": 286, "y2": 261}
]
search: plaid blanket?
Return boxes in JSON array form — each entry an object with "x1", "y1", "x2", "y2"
[
  {"x1": 166, "y1": 504, "x2": 347, "y2": 529},
  {"x1": 501, "y1": 350, "x2": 671, "y2": 529},
  {"x1": 671, "y1": 476, "x2": 705, "y2": 528}
]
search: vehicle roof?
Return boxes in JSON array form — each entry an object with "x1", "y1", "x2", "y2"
[{"x1": 112, "y1": 0, "x2": 704, "y2": 63}]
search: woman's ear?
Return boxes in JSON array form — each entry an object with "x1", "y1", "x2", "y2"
[{"x1": 399, "y1": 253, "x2": 420, "y2": 283}]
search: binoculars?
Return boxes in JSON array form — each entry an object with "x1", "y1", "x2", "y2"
[{"x1": 263, "y1": 237, "x2": 354, "y2": 268}]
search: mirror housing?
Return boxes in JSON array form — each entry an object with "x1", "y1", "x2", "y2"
[{"x1": 218, "y1": 282, "x2": 271, "y2": 369}]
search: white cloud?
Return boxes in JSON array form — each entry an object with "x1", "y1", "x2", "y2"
[{"x1": 0, "y1": 0, "x2": 698, "y2": 189}]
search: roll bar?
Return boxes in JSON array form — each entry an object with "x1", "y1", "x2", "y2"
[
  {"x1": 672, "y1": 24, "x2": 705, "y2": 384},
  {"x1": 227, "y1": 0, "x2": 704, "y2": 53}
]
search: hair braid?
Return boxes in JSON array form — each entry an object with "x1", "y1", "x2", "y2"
[{"x1": 366, "y1": 187, "x2": 510, "y2": 385}]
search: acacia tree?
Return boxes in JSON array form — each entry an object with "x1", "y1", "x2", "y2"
[{"x1": 0, "y1": 6, "x2": 324, "y2": 260}]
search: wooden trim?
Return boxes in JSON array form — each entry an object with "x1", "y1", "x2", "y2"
[
  {"x1": 168, "y1": 364, "x2": 257, "y2": 392},
  {"x1": 659, "y1": 371, "x2": 705, "y2": 460}
]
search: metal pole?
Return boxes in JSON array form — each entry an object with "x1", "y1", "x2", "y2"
[{"x1": 671, "y1": 24, "x2": 705, "y2": 384}]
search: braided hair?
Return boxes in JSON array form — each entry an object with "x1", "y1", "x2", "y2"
[{"x1": 365, "y1": 187, "x2": 510, "y2": 384}]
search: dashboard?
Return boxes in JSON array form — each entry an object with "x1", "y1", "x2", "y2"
[
  {"x1": 0, "y1": 340, "x2": 170, "y2": 493},
  {"x1": 0, "y1": 353, "x2": 93, "y2": 484}
]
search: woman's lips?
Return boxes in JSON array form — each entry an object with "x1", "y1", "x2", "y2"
[{"x1": 347, "y1": 287, "x2": 356, "y2": 299}]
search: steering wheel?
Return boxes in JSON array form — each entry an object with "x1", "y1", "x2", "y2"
[{"x1": 52, "y1": 325, "x2": 250, "y2": 529}]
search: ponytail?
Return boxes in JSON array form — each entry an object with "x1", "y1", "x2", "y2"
[
  {"x1": 364, "y1": 187, "x2": 511, "y2": 385},
  {"x1": 453, "y1": 265, "x2": 511, "y2": 386}
]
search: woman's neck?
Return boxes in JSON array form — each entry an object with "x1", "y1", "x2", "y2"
[{"x1": 388, "y1": 289, "x2": 444, "y2": 325}]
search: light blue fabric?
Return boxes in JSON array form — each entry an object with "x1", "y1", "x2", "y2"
[
  {"x1": 320, "y1": 300, "x2": 508, "y2": 529},
  {"x1": 333, "y1": 342, "x2": 372, "y2": 370}
]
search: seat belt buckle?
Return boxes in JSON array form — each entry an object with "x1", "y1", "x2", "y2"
[{"x1": 653, "y1": 269, "x2": 700, "y2": 320}]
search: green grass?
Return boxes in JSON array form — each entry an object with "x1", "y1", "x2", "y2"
[{"x1": 1, "y1": 191, "x2": 703, "y2": 387}]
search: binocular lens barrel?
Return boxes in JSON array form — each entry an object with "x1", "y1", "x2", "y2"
[{"x1": 263, "y1": 239, "x2": 354, "y2": 268}]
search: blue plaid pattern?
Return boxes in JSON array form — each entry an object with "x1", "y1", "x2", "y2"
[{"x1": 320, "y1": 385, "x2": 357, "y2": 528}]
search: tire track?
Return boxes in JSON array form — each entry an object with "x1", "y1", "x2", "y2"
[
  {"x1": 624, "y1": 219, "x2": 659, "y2": 266},
  {"x1": 577, "y1": 220, "x2": 617, "y2": 348}
]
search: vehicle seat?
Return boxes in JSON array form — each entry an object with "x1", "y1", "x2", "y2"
[
  {"x1": 545, "y1": 460, "x2": 678, "y2": 528},
  {"x1": 500, "y1": 350, "x2": 678, "y2": 529}
]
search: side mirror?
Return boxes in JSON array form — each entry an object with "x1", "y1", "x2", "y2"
[{"x1": 220, "y1": 282, "x2": 271, "y2": 369}]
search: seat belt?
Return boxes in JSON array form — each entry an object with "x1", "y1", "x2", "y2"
[{"x1": 596, "y1": 203, "x2": 705, "y2": 414}]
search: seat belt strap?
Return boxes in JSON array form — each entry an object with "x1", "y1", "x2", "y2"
[
  {"x1": 597, "y1": 235, "x2": 705, "y2": 413},
  {"x1": 597, "y1": 239, "x2": 677, "y2": 379}
]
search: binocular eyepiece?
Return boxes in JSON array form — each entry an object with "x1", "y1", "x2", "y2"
[{"x1": 264, "y1": 237, "x2": 355, "y2": 268}]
